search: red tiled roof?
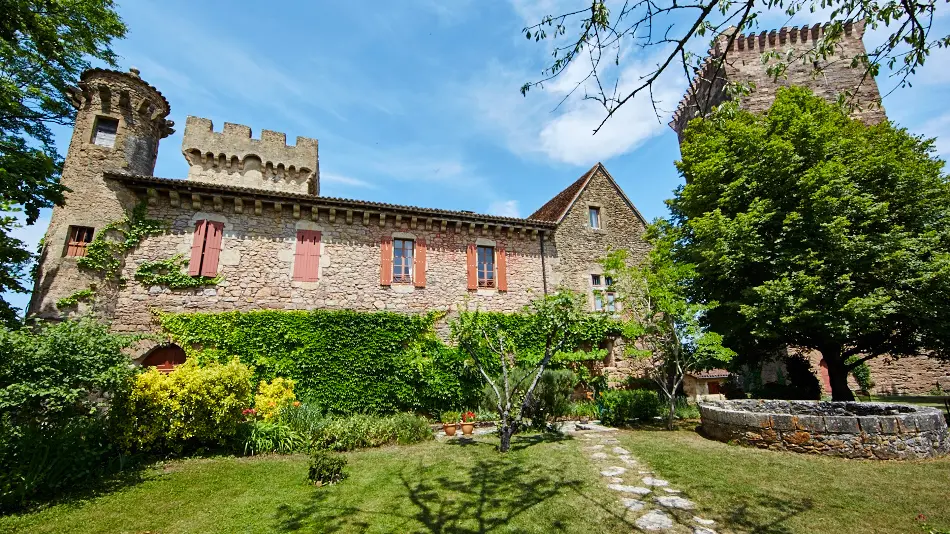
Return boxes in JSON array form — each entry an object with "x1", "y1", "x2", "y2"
[
  {"x1": 688, "y1": 369, "x2": 731, "y2": 379},
  {"x1": 528, "y1": 164, "x2": 599, "y2": 222}
]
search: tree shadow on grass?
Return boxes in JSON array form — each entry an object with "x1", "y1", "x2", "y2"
[
  {"x1": 721, "y1": 494, "x2": 815, "y2": 534},
  {"x1": 273, "y1": 434, "x2": 594, "y2": 533}
]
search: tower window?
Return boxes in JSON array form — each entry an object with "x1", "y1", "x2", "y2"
[
  {"x1": 65, "y1": 226, "x2": 95, "y2": 257},
  {"x1": 92, "y1": 116, "x2": 119, "y2": 147},
  {"x1": 393, "y1": 238, "x2": 414, "y2": 283},
  {"x1": 477, "y1": 246, "x2": 495, "y2": 288},
  {"x1": 589, "y1": 207, "x2": 601, "y2": 229}
]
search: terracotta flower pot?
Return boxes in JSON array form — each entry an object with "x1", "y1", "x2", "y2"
[
  {"x1": 443, "y1": 423, "x2": 458, "y2": 436},
  {"x1": 460, "y1": 422, "x2": 475, "y2": 435}
]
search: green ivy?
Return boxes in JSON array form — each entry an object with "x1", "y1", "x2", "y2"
[
  {"x1": 135, "y1": 254, "x2": 221, "y2": 289},
  {"x1": 55, "y1": 288, "x2": 95, "y2": 309},
  {"x1": 77, "y1": 202, "x2": 166, "y2": 281}
]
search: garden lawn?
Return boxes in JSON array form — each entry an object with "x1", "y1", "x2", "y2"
[
  {"x1": 0, "y1": 434, "x2": 632, "y2": 534},
  {"x1": 869, "y1": 395, "x2": 948, "y2": 410},
  {"x1": 618, "y1": 429, "x2": 950, "y2": 534}
]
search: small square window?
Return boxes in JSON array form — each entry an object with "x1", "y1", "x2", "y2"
[
  {"x1": 65, "y1": 226, "x2": 95, "y2": 257},
  {"x1": 589, "y1": 207, "x2": 601, "y2": 229},
  {"x1": 393, "y1": 239, "x2": 414, "y2": 283},
  {"x1": 605, "y1": 276, "x2": 613, "y2": 287},
  {"x1": 591, "y1": 274, "x2": 602, "y2": 287},
  {"x1": 92, "y1": 117, "x2": 119, "y2": 147}
]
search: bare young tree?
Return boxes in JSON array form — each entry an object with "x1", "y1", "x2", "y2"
[
  {"x1": 452, "y1": 291, "x2": 585, "y2": 452},
  {"x1": 520, "y1": 0, "x2": 946, "y2": 132}
]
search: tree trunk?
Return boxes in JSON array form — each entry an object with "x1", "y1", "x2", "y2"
[
  {"x1": 666, "y1": 396, "x2": 676, "y2": 430},
  {"x1": 499, "y1": 422, "x2": 513, "y2": 452},
  {"x1": 822, "y1": 346, "x2": 855, "y2": 401}
]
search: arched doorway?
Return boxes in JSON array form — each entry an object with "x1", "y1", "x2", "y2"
[
  {"x1": 818, "y1": 358, "x2": 832, "y2": 394},
  {"x1": 141, "y1": 344, "x2": 187, "y2": 373}
]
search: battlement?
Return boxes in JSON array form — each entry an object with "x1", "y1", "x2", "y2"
[
  {"x1": 717, "y1": 20, "x2": 865, "y2": 54},
  {"x1": 181, "y1": 116, "x2": 319, "y2": 195}
]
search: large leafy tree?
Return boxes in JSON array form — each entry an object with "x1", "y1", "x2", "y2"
[
  {"x1": 0, "y1": 0, "x2": 126, "y2": 323},
  {"x1": 670, "y1": 86, "x2": 950, "y2": 400},
  {"x1": 602, "y1": 221, "x2": 734, "y2": 429}
]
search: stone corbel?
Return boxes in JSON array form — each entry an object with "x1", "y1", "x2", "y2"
[
  {"x1": 329, "y1": 208, "x2": 337, "y2": 223},
  {"x1": 146, "y1": 188, "x2": 158, "y2": 206},
  {"x1": 274, "y1": 201, "x2": 283, "y2": 215},
  {"x1": 411, "y1": 216, "x2": 418, "y2": 229},
  {"x1": 254, "y1": 200, "x2": 263, "y2": 216},
  {"x1": 234, "y1": 198, "x2": 244, "y2": 214},
  {"x1": 312, "y1": 206, "x2": 320, "y2": 221},
  {"x1": 191, "y1": 193, "x2": 201, "y2": 210},
  {"x1": 169, "y1": 191, "x2": 180, "y2": 207},
  {"x1": 346, "y1": 209, "x2": 353, "y2": 224},
  {"x1": 213, "y1": 196, "x2": 223, "y2": 212},
  {"x1": 293, "y1": 204, "x2": 300, "y2": 219},
  {"x1": 363, "y1": 212, "x2": 370, "y2": 225},
  {"x1": 378, "y1": 213, "x2": 387, "y2": 228}
]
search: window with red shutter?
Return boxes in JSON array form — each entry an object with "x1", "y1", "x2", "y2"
[
  {"x1": 293, "y1": 230, "x2": 321, "y2": 282},
  {"x1": 187, "y1": 220, "x2": 225, "y2": 277},
  {"x1": 65, "y1": 226, "x2": 95, "y2": 257}
]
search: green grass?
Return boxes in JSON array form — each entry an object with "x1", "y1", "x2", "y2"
[
  {"x1": 0, "y1": 434, "x2": 634, "y2": 534},
  {"x1": 618, "y1": 429, "x2": 950, "y2": 534},
  {"x1": 868, "y1": 395, "x2": 949, "y2": 410}
]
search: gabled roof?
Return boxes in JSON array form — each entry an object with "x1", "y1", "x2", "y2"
[
  {"x1": 688, "y1": 369, "x2": 731, "y2": 379},
  {"x1": 528, "y1": 162, "x2": 648, "y2": 226}
]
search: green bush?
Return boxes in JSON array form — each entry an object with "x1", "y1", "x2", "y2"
[
  {"x1": 277, "y1": 402, "x2": 326, "y2": 436},
  {"x1": 309, "y1": 413, "x2": 433, "y2": 452},
  {"x1": 673, "y1": 397, "x2": 700, "y2": 420},
  {"x1": 568, "y1": 401, "x2": 598, "y2": 420},
  {"x1": 158, "y1": 310, "x2": 481, "y2": 415},
  {"x1": 0, "y1": 318, "x2": 137, "y2": 511},
  {"x1": 308, "y1": 449, "x2": 347, "y2": 486},
  {"x1": 111, "y1": 358, "x2": 254, "y2": 453},
  {"x1": 524, "y1": 369, "x2": 577, "y2": 428},
  {"x1": 598, "y1": 389, "x2": 662, "y2": 427},
  {"x1": 242, "y1": 420, "x2": 306, "y2": 455}
]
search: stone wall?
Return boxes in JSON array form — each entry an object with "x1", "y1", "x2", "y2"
[
  {"x1": 793, "y1": 349, "x2": 950, "y2": 396},
  {"x1": 700, "y1": 399, "x2": 950, "y2": 459},
  {"x1": 108, "y1": 194, "x2": 558, "y2": 334},
  {"x1": 181, "y1": 116, "x2": 319, "y2": 195}
]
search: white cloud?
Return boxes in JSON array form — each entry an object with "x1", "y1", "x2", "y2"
[
  {"x1": 321, "y1": 173, "x2": 376, "y2": 189},
  {"x1": 919, "y1": 113, "x2": 950, "y2": 157},
  {"x1": 488, "y1": 200, "x2": 520, "y2": 217}
]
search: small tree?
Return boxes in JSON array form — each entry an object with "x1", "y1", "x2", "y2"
[
  {"x1": 602, "y1": 221, "x2": 734, "y2": 429},
  {"x1": 452, "y1": 291, "x2": 591, "y2": 452}
]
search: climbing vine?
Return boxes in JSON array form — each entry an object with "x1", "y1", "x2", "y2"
[
  {"x1": 55, "y1": 288, "x2": 96, "y2": 309},
  {"x1": 77, "y1": 202, "x2": 166, "y2": 281},
  {"x1": 135, "y1": 254, "x2": 221, "y2": 289}
]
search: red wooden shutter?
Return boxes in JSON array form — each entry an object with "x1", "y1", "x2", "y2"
[
  {"x1": 380, "y1": 236, "x2": 393, "y2": 286},
  {"x1": 466, "y1": 243, "x2": 477, "y2": 290},
  {"x1": 496, "y1": 247, "x2": 508, "y2": 291},
  {"x1": 414, "y1": 239, "x2": 426, "y2": 288},
  {"x1": 201, "y1": 221, "x2": 224, "y2": 277},
  {"x1": 294, "y1": 230, "x2": 322, "y2": 282},
  {"x1": 188, "y1": 220, "x2": 208, "y2": 275}
]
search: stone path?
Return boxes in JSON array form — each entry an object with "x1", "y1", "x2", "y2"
[{"x1": 570, "y1": 424, "x2": 717, "y2": 533}]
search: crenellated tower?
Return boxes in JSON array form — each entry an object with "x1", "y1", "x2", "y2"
[
  {"x1": 670, "y1": 20, "x2": 886, "y2": 141},
  {"x1": 181, "y1": 117, "x2": 319, "y2": 195},
  {"x1": 29, "y1": 67, "x2": 174, "y2": 318}
]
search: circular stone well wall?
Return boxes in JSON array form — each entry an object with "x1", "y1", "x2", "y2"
[{"x1": 699, "y1": 399, "x2": 949, "y2": 459}]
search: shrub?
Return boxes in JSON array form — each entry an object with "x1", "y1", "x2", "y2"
[
  {"x1": 310, "y1": 413, "x2": 432, "y2": 452},
  {"x1": 523, "y1": 369, "x2": 577, "y2": 428},
  {"x1": 277, "y1": 402, "x2": 325, "y2": 436},
  {"x1": 598, "y1": 389, "x2": 662, "y2": 427},
  {"x1": 673, "y1": 397, "x2": 700, "y2": 420},
  {"x1": 846, "y1": 356, "x2": 875, "y2": 393},
  {"x1": 568, "y1": 401, "x2": 598, "y2": 420},
  {"x1": 243, "y1": 420, "x2": 306, "y2": 455},
  {"x1": 0, "y1": 318, "x2": 136, "y2": 511},
  {"x1": 254, "y1": 377, "x2": 297, "y2": 420},
  {"x1": 308, "y1": 449, "x2": 347, "y2": 486},
  {"x1": 111, "y1": 358, "x2": 254, "y2": 453},
  {"x1": 440, "y1": 411, "x2": 460, "y2": 424}
]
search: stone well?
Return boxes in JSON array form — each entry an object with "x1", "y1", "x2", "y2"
[{"x1": 699, "y1": 399, "x2": 950, "y2": 459}]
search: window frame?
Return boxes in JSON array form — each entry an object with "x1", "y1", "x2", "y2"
[
  {"x1": 476, "y1": 245, "x2": 496, "y2": 288},
  {"x1": 392, "y1": 238, "x2": 414, "y2": 284},
  {"x1": 591, "y1": 273, "x2": 616, "y2": 313},
  {"x1": 65, "y1": 225, "x2": 95, "y2": 257},
  {"x1": 91, "y1": 116, "x2": 119, "y2": 148},
  {"x1": 588, "y1": 206, "x2": 601, "y2": 229}
]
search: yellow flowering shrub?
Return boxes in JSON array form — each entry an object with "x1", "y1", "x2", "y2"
[
  {"x1": 254, "y1": 377, "x2": 297, "y2": 420},
  {"x1": 111, "y1": 358, "x2": 254, "y2": 452}
]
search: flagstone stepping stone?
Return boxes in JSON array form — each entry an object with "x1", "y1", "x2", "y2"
[
  {"x1": 663, "y1": 488, "x2": 681, "y2": 494},
  {"x1": 638, "y1": 470, "x2": 652, "y2": 474},
  {"x1": 608, "y1": 477, "x2": 623, "y2": 484},
  {"x1": 607, "y1": 484, "x2": 652, "y2": 495},
  {"x1": 612, "y1": 446, "x2": 630, "y2": 455},
  {"x1": 620, "y1": 498, "x2": 646, "y2": 511},
  {"x1": 693, "y1": 517, "x2": 715, "y2": 526},
  {"x1": 635, "y1": 510, "x2": 674, "y2": 531},
  {"x1": 655, "y1": 495, "x2": 696, "y2": 510},
  {"x1": 602, "y1": 438, "x2": 620, "y2": 444},
  {"x1": 693, "y1": 528, "x2": 716, "y2": 534},
  {"x1": 619, "y1": 456, "x2": 638, "y2": 465},
  {"x1": 601, "y1": 466, "x2": 627, "y2": 477},
  {"x1": 591, "y1": 452, "x2": 608, "y2": 460},
  {"x1": 586, "y1": 444, "x2": 605, "y2": 450},
  {"x1": 642, "y1": 477, "x2": 669, "y2": 487}
]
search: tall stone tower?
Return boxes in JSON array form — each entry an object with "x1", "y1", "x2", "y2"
[
  {"x1": 670, "y1": 20, "x2": 886, "y2": 140},
  {"x1": 29, "y1": 68, "x2": 174, "y2": 318}
]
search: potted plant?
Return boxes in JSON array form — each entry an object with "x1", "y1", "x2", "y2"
[
  {"x1": 441, "y1": 411, "x2": 460, "y2": 436},
  {"x1": 460, "y1": 411, "x2": 476, "y2": 435}
]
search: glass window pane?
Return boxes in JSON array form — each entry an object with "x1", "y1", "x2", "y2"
[
  {"x1": 591, "y1": 274, "x2": 601, "y2": 286},
  {"x1": 589, "y1": 207, "x2": 600, "y2": 228},
  {"x1": 594, "y1": 294, "x2": 604, "y2": 311}
]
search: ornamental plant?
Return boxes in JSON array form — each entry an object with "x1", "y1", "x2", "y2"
[
  {"x1": 254, "y1": 377, "x2": 297, "y2": 421},
  {"x1": 462, "y1": 411, "x2": 476, "y2": 423},
  {"x1": 440, "y1": 411, "x2": 460, "y2": 424}
]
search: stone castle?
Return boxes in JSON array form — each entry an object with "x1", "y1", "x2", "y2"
[{"x1": 28, "y1": 23, "x2": 948, "y2": 393}]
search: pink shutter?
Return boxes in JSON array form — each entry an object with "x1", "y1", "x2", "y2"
[
  {"x1": 200, "y1": 221, "x2": 224, "y2": 277},
  {"x1": 188, "y1": 220, "x2": 207, "y2": 276},
  {"x1": 293, "y1": 231, "x2": 308, "y2": 281},
  {"x1": 466, "y1": 244, "x2": 477, "y2": 290},
  {"x1": 380, "y1": 237, "x2": 393, "y2": 286},
  {"x1": 306, "y1": 231, "x2": 321, "y2": 281},
  {"x1": 497, "y1": 247, "x2": 508, "y2": 291},
  {"x1": 414, "y1": 239, "x2": 426, "y2": 288}
]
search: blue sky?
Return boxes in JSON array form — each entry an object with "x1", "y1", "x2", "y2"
[{"x1": 6, "y1": 0, "x2": 950, "y2": 315}]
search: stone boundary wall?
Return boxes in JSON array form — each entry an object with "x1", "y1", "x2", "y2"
[{"x1": 699, "y1": 399, "x2": 949, "y2": 459}]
